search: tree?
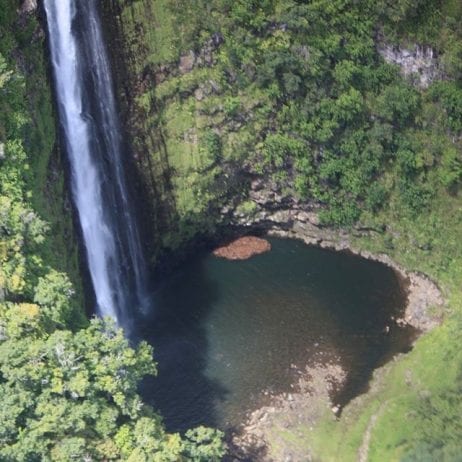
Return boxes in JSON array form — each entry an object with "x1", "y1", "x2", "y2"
[
  {"x1": 0, "y1": 317, "x2": 151, "y2": 460},
  {"x1": 33, "y1": 270, "x2": 77, "y2": 328},
  {"x1": 0, "y1": 315, "x2": 226, "y2": 461}
]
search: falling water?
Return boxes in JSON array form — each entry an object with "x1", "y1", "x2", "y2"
[{"x1": 44, "y1": 0, "x2": 149, "y2": 327}]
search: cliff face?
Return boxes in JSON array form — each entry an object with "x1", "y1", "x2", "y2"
[
  {"x1": 99, "y1": 1, "x2": 322, "y2": 264},
  {"x1": 378, "y1": 42, "x2": 441, "y2": 88},
  {"x1": 99, "y1": 0, "x2": 462, "y2": 272},
  {"x1": 100, "y1": 1, "x2": 251, "y2": 268}
]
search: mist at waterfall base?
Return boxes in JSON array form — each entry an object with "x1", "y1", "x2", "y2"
[
  {"x1": 44, "y1": 0, "x2": 149, "y2": 329},
  {"x1": 136, "y1": 238, "x2": 415, "y2": 432}
]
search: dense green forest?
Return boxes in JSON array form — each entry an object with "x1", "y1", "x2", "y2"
[{"x1": 2, "y1": 0, "x2": 462, "y2": 460}]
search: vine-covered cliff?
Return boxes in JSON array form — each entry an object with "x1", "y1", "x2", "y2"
[
  {"x1": 102, "y1": 0, "x2": 462, "y2": 255},
  {"x1": 0, "y1": 1, "x2": 83, "y2": 300}
]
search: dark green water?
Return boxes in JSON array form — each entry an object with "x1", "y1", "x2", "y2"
[{"x1": 137, "y1": 238, "x2": 415, "y2": 432}]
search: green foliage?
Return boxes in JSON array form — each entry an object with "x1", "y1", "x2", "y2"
[
  {"x1": 441, "y1": 38, "x2": 462, "y2": 80},
  {"x1": 0, "y1": 307, "x2": 226, "y2": 461},
  {"x1": 365, "y1": 183, "x2": 388, "y2": 212},
  {"x1": 402, "y1": 389, "x2": 462, "y2": 461},
  {"x1": 401, "y1": 443, "x2": 462, "y2": 462},
  {"x1": 235, "y1": 200, "x2": 257, "y2": 216},
  {"x1": 150, "y1": 0, "x2": 448, "y2": 225},
  {"x1": 398, "y1": 179, "x2": 432, "y2": 213},
  {"x1": 375, "y1": 83, "x2": 420, "y2": 125},
  {"x1": 438, "y1": 146, "x2": 462, "y2": 190},
  {"x1": 0, "y1": 317, "x2": 156, "y2": 460},
  {"x1": 182, "y1": 427, "x2": 227, "y2": 461},
  {"x1": 202, "y1": 129, "x2": 222, "y2": 162},
  {"x1": 222, "y1": 96, "x2": 240, "y2": 117},
  {"x1": 430, "y1": 82, "x2": 462, "y2": 134},
  {"x1": 319, "y1": 200, "x2": 361, "y2": 226},
  {"x1": 262, "y1": 133, "x2": 306, "y2": 169},
  {"x1": 0, "y1": 42, "x2": 50, "y2": 300},
  {"x1": 0, "y1": 53, "x2": 12, "y2": 89},
  {"x1": 33, "y1": 271, "x2": 75, "y2": 328}
]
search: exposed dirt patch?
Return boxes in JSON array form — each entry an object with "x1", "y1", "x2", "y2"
[{"x1": 213, "y1": 236, "x2": 271, "y2": 260}]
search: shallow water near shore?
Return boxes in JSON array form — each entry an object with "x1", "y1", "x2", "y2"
[{"x1": 136, "y1": 237, "x2": 416, "y2": 432}]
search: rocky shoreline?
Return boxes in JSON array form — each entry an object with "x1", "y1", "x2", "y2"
[
  {"x1": 267, "y1": 226, "x2": 444, "y2": 333},
  {"x1": 225, "y1": 224, "x2": 444, "y2": 461},
  {"x1": 266, "y1": 227, "x2": 444, "y2": 333},
  {"x1": 229, "y1": 180, "x2": 444, "y2": 332},
  {"x1": 229, "y1": 363, "x2": 346, "y2": 462}
]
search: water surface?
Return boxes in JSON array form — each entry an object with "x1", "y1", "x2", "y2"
[{"x1": 137, "y1": 238, "x2": 414, "y2": 432}]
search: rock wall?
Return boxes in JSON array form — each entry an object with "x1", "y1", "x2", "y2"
[
  {"x1": 97, "y1": 4, "x2": 447, "y2": 333},
  {"x1": 378, "y1": 42, "x2": 441, "y2": 88},
  {"x1": 99, "y1": 1, "x2": 248, "y2": 269}
]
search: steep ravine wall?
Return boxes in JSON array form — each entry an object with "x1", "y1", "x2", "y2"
[
  {"x1": 100, "y1": 0, "x2": 257, "y2": 270},
  {"x1": 98, "y1": 1, "x2": 448, "y2": 327},
  {"x1": 98, "y1": 3, "x2": 449, "y2": 310},
  {"x1": 99, "y1": 1, "x2": 179, "y2": 269}
]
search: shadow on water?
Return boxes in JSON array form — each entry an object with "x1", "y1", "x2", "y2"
[{"x1": 135, "y1": 252, "x2": 228, "y2": 432}]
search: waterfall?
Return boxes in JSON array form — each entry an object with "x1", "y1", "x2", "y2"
[{"x1": 43, "y1": 0, "x2": 149, "y2": 327}]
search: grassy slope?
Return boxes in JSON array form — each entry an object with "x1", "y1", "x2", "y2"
[
  {"x1": 326, "y1": 6, "x2": 462, "y2": 458},
  {"x1": 105, "y1": 0, "x2": 267, "y2": 255}
]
